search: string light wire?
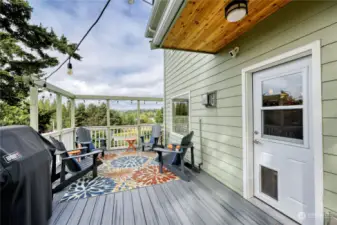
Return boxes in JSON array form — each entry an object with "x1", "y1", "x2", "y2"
[{"x1": 45, "y1": 0, "x2": 112, "y2": 79}]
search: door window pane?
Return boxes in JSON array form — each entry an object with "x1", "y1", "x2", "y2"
[
  {"x1": 261, "y1": 166, "x2": 278, "y2": 200},
  {"x1": 263, "y1": 109, "x2": 303, "y2": 140},
  {"x1": 262, "y1": 74, "x2": 303, "y2": 106}
]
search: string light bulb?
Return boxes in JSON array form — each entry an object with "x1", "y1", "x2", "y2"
[{"x1": 67, "y1": 59, "x2": 73, "y2": 75}]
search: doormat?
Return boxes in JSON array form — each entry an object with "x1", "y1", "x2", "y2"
[{"x1": 60, "y1": 150, "x2": 180, "y2": 202}]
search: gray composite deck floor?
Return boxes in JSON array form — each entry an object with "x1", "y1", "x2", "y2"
[{"x1": 49, "y1": 171, "x2": 283, "y2": 225}]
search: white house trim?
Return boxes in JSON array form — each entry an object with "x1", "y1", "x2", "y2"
[
  {"x1": 241, "y1": 40, "x2": 323, "y2": 225},
  {"x1": 170, "y1": 91, "x2": 191, "y2": 138}
]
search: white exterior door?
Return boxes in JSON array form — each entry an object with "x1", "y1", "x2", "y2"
[{"x1": 253, "y1": 56, "x2": 315, "y2": 224}]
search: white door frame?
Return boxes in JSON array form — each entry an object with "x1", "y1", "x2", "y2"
[{"x1": 241, "y1": 40, "x2": 323, "y2": 225}]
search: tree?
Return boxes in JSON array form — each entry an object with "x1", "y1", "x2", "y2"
[
  {"x1": 75, "y1": 103, "x2": 87, "y2": 126},
  {"x1": 140, "y1": 114, "x2": 149, "y2": 124},
  {"x1": 38, "y1": 107, "x2": 55, "y2": 133},
  {"x1": 0, "y1": 101, "x2": 29, "y2": 125},
  {"x1": 110, "y1": 110, "x2": 122, "y2": 125},
  {"x1": 0, "y1": 0, "x2": 81, "y2": 106},
  {"x1": 155, "y1": 108, "x2": 163, "y2": 124}
]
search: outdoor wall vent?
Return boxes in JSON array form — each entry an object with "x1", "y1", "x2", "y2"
[{"x1": 201, "y1": 91, "x2": 217, "y2": 108}]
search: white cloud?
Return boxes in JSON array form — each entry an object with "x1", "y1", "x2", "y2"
[{"x1": 28, "y1": 0, "x2": 163, "y2": 104}]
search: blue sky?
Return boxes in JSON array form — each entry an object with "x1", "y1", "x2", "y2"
[{"x1": 29, "y1": 0, "x2": 163, "y2": 109}]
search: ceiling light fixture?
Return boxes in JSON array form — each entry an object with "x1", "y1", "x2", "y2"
[{"x1": 225, "y1": 0, "x2": 248, "y2": 23}]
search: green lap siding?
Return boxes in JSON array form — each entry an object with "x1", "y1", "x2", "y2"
[{"x1": 163, "y1": 1, "x2": 337, "y2": 213}]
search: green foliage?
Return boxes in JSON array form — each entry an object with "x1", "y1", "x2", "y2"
[
  {"x1": 0, "y1": 98, "x2": 163, "y2": 132},
  {"x1": 110, "y1": 110, "x2": 122, "y2": 125},
  {"x1": 0, "y1": 0, "x2": 81, "y2": 106},
  {"x1": 174, "y1": 103, "x2": 188, "y2": 116},
  {"x1": 140, "y1": 114, "x2": 149, "y2": 124},
  {"x1": 121, "y1": 113, "x2": 136, "y2": 125},
  {"x1": 75, "y1": 103, "x2": 87, "y2": 127},
  {"x1": 155, "y1": 107, "x2": 163, "y2": 123},
  {"x1": 0, "y1": 101, "x2": 30, "y2": 125}
]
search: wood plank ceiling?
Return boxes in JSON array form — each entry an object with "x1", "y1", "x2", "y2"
[{"x1": 162, "y1": 0, "x2": 292, "y2": 53}]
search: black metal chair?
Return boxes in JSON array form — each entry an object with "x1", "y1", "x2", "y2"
[
  {"x1": 49, "y1": 136, "x2": 102, "y2": 194},
  {"x1": 153, "y1": 131, "x2": 194, "y2": 181}
]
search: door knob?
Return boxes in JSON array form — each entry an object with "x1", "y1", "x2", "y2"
[
  {"x1": 254, "y1": 130, "x2": 259, "y2": 135},
  {"x1": 253, "y1": 139, "x2": 261, "y2": 144}
]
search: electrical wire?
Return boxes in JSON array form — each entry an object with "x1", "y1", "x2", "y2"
[{"x1": 45, "y1": 0, "x2": 112, "y2": 79}]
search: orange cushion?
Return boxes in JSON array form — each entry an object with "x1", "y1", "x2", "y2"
[{"x1": 167, "y1": 144, "x2": 180, "y2": 150}]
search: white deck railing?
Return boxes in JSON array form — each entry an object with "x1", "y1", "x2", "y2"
[
  {"x1": 43, "y1": 125, "x2": 162, "y2": 156},
  {"x1": 88, "y1": 124, "x2": 157, "y2": 149}
]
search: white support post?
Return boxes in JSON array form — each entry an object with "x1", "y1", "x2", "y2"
[
  {"x1": 56, "y1": 94, "x2": 62, "y2": 140},
  {"x1": 70, "y1": 98, "x2": 76, "y2": 148},
  {"x1": 106, "y1": 100, "x2": 111, "y2": 150},
  {"x1": 137, "y1": 100, "x2": 140, "y2": 147},
  {"x1": 29, "y1": 86, "x2": 39, "y2": 131}
]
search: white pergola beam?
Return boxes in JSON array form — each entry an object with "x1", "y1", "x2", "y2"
[
  {"x1": 70, "y1": 98, "x2": 76, "y2": 148},
  {"x1": 29, "y1": 86, "x2": 39, "y2": 131},
  {"x1": 56, "y1": 94, "x2": 62, "y2": 133},
  {"x1": 137, "y1": 100, "x2": 141, "y2": 147},
  {"x1": 33, "y1": 79, "x2": 75, "y2": 98},
  {"x1": 75, "y1": 95, "x2": 163, "y2": 102},
  {"x1": 70, "y1": 98, "x2": 75, "y2": 128},
  {"x1": 106, "y1": 100, "x2": 111, "y2": 149}
]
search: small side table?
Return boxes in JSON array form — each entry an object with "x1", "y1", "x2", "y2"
[{"x1": 126, "y1": 138, "x2": 137, "y2": 151}]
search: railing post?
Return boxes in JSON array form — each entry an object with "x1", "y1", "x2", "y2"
[
  {"x1": 106, "y1": 100, "x2": 111, "y2": 150},
  {"x1": 29, "y1": 86, "x2": 39, "y2": 131},
  {"x1": 70, "y1": 98, "x2": 76, "y2": 148},
  {"x1": 56, "y1": 94, "x2": 62, "y2": 140},
  {"x1": 137, "y1": 100, "x2": 140, "y2": 147}
]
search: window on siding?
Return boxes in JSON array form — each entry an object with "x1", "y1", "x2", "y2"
[{"x1": 172, "y1": 93, "x2": 189, "y2": 136}]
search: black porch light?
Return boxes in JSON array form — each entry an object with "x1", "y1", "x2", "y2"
[{"x1": 225, "y1": 0, "x2": 248, "y2": 22}]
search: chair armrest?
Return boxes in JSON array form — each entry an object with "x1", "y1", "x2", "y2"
[
  {"x1": 54, "y1": 147, "x2": 88, "y2": 155},
  {"x1": 153, "y1": 147, "x2": 183, "y2": 154},
  {"x1": 169, "y1": 143, "x2": 181, "y2": 146},
  {"x1": 78, "y1": 141, "x2": 92, "y2": 145},
  {"x1": 62, "y1": 150, "x2": 102, "y2": 160},
  {"x1": 91, "y1": 147, "x2": 105, "y2": 152},
  {"x1": 179, "y1": 143, "x2": 194, "y2": 148}
]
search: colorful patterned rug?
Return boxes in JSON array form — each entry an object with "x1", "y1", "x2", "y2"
[{"x1": 60, "y1": 150, "x2": 180, "y2": 202}]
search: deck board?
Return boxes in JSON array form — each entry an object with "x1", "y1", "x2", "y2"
[
  {"x1": 152, "y1": 185, "x2": 183, "y2": 225},
  {"x1": 66, "y1": 199, "x2": 88, "y2": 225},
  {"x1": 138, "y1": 187, "x2": 159, "y2": 225},
  {"x1": 172, "y1": 180, "x2": 223, "y2": 225},
  {"x1": 123, "y1": 191, "x2": 135, "y2": 225},
  {"x1": 112, "y1": 192, "x2": 123, "y2": 225},
  {"x1": 159, "y1": 181, "x2": 193, "y2": 225},
  {"x1": 78, "y1": 197, "x2": 97, "y2": 225},
  {"x1": 53, "y1": 200, "x2": 78, "y2": 225},
  {"x1": 51, "y1": 170, "x2": 283, "y2": 225},
  {"x1": 184, "y1": 180, "x2": 242, "y2": 225},
  {"x1": 193, "y1": 171, "x2": 281, "y2": 225},
  {"x1": 130, "y1": 189, "x2": 147, "y2": 225},
  {"x1": 101, "y1": 194, "x2": 114, "y2": 225},
  {"x1": 163, "y1": 181, "x2": 204, "y2": 225},
  {"x1": 90, "y1": 195, "x2": 106, "y2": 225},
  {"x1": 145, "y1": 186, "x2": 170, "y2": 225}
]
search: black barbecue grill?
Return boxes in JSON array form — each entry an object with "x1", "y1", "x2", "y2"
[{"x1": 0, "y1": 125, "x2": 54, "y2": 225}]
